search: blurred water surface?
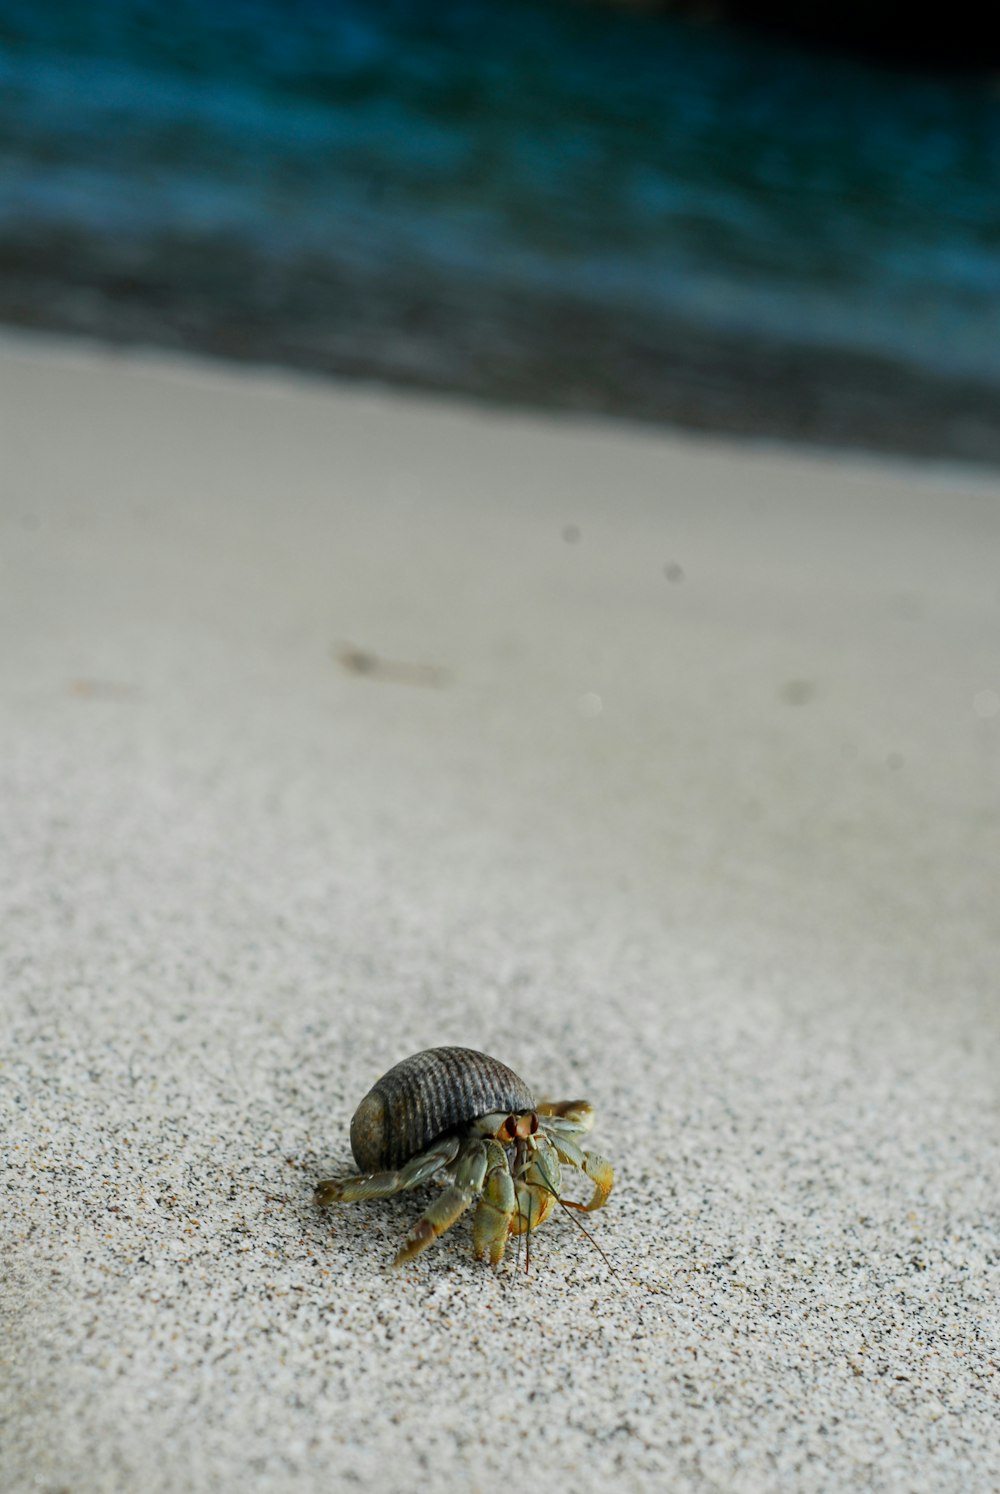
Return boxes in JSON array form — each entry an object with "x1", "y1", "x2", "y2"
[{"x1": 2, "y1": 0, "x2": 999, "y2": 459}]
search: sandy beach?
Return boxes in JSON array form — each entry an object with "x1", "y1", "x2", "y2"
[{"x1": 2, "y1": 332, "x2": 999, "y2": 1492}]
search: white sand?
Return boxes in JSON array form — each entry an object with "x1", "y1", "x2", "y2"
[{"x1": 2, "y1": 333, "x2": 999, "y2": 1492}]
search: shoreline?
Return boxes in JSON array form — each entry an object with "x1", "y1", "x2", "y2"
[
  {"x1": 5, "y1": 321, "x2": 1000, "y2": 487},
  {"x1": 4, "y1": 259, "x2": 1000, "y2": 472}
]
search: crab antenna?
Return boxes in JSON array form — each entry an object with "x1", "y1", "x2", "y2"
[
  {"x1": 514, "y1": 1177, "x2": 529, "y2": 1272},
  {"x1": 531, "y1": 1157, "x2": 624, "y2": 1288},
  {"x1": 551, "y1": 1191, "x2": 622, "y2": 1285}
]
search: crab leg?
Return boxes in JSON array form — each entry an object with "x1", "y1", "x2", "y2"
[
  {"x1": 510, "y1": 1181, "x2": 557, "y2": 1236},
  {"x1": 394, "y1": 1139, "x2": 489, "y2": 1265},
  {"x1": 543, "y1": 1131, "x2": 614, "y2": 1211},
  {"x1": 535, "y1": 1100, "x2": 595, "y2": 1136},
  {"x1": 471, "y1": 1140, "x2": 516, "y2": 1265},
  {"x1": 508, "y1": 1136, "x2": 560, "y2": 1237},
  {"x1": 315, "y1": 1134, "x2": 460, "y2": 1206}
]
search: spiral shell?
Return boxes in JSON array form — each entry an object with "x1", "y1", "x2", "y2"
[{"x1": 349, "y1": 1046, "x2": 536, "y2": 1172}]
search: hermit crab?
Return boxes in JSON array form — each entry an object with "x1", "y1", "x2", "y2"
[{"x1": 315, "y1": 1047, "x2": 613, "y2": 1266}]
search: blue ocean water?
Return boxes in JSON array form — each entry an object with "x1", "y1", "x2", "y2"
[{"x1": 1, "y1": 0, "x2": 999, "y2": 457}]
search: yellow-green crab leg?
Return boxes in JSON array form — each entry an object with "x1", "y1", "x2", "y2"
[
  {"x1": 542, "y1": 1130, "x2": 614, "y2": 1212},
  {"x1": 315, "y1": 1133, "x2": 460, "y2": 1206},
  {"x1": 535, "y1": 1099, "x2": 595, "y2": 1134},
  {"x1": 509, "y1": 1136, "x2": 560, "y2": 1237},
  {"x1": 394, "y1": 1138, "x2": 489, "y2": 1266},
  {"x1": 471, "y1": 1140, "x2": 516, "y2": 1265}
]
